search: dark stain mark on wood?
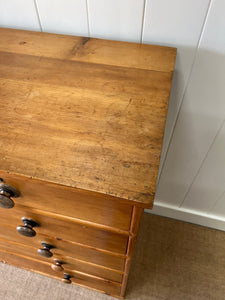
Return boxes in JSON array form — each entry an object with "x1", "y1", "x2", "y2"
[
  {"x1": 141, "y1": 192, "x2": 151, "y2": 197},
  {"x1": 123, "y1": 164, "x2": 130, "y2": 168},
  {"x1": 122, "y1": 160, "x2": 152, "y2": 168},
  {"x1": 0, "y1": 260, "x2": 6, "y2": 264},
  {"x1": 70, "y1": 37, "x2": 89, "y2": 57},
  {"x1": 82, "y1": 37, "x2": 90, "y2": 46}
]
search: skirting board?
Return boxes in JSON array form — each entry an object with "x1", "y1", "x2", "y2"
[{"x1": 145, "y1": 202, "x2": 225, "y2": 232}]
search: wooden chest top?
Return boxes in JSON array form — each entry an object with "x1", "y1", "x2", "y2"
[{"x1": 0, "y1": 28, "x2": 176, "y2": 206}]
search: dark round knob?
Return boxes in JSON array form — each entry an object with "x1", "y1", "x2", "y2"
[
  {"x1": 0, "y1": 179, "x2": 20, "y2": 209},
  {"x1": 62, "y1": 273, "x2": 72, "y2": 284},
  {"x1": 51, "y1": 259, "x2": 64, "y2": 271},
  {"x1": 0, "y1": 194, "x2": 15, "y2": 209},
  {"x1": 37, "y1": 242, "x2": 54, "y2": 258},
  {"x1": 0, "y1": 181, "x2": 20, "y2": 198},
  {"x1": 17, "y1": 218, "x2": 39, "y2": 237}
]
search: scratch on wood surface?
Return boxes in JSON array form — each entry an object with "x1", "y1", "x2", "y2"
[{"x1": 124, "y1": 98, "x2": 132, "y2": 112}]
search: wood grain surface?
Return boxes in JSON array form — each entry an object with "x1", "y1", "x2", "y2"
[
  {"x1": 0, "y1": 28, "x2": 176, "y2": 72},
  {"x1": 0, "y1": 206, "x2": 128, "y2": 254},
  {"x1": 0, "y1": 213, "x2": 225, "y2": 300},
  {"x1": 0, "y1": 171, "x2": 132, "y2": 231},
  {"x1": 0, "y1": 222, "x2": 126, "y2": 271},
  {"x1": 0, "y1": 249, "x2": 122, "y2": 297},
  {"x1": 0, "y1": 28, "x2": 176, "y2": 205},
  {"x1": 0, "y1": 236, "x2": 123, "y2": 282}
]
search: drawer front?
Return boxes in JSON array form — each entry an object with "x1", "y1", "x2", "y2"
[
  {"x1": 0, "y1": 206, "x2": 128, "y2": 254},
  {"x1": 0, "y1": 236, "x2": 123, "y2": 282},
  {"x1": 0, "y1": 171, "x2": 132, "y2": 231},
  {"x1": 0, "y1": 249, "x2": 121, "y2": 297},
  {"x1": 0, "y1": 223, "x2": 125, "y2": 271}
]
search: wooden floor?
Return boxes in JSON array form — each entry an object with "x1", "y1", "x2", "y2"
[{"x1": 0, "y1": 213, "x2": 225, "y2": 300}]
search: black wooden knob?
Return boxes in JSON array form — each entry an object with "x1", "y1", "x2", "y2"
[
  {"x1": 17, "y1": 218, "x2": 39, "y2": 237},
  {"x1": 62, "y1": 273, "x2": 72, "y2": 284},
  {"x1": 38, "y1": 242, "x2": 54, "y2": 258},
  {"x1": 51, "y1": 259, "x2": 64, "y2": 271},
  {"x1": 0, "y1": 179, "x2": 20, "y2": 209}
]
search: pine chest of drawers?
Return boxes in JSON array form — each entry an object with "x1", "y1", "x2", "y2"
[{"x1": 0, "y1": 28, "x2": 176, "y2": 298}]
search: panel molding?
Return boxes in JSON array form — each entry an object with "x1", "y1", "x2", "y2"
[
  {"x1": 140, "y1": 0, "x2": 147, "y2": 43},
  {"x1": 33, "y1": 0, "x2": 43, "y2": 32},
  {"x1": 146, "y1": 201, "x2": 225, "y2": 232}
]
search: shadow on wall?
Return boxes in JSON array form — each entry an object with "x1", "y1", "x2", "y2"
[
  {"x1": 157, "y1": 45, "x2": 193, "y2": 171},
  {"x1": 155, "y1": 49, "x2": 225, "y2": 214}
]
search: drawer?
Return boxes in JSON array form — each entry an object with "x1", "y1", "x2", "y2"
[
  {"x1": 0, "y1": 249, "x2": 121, "y2": 297},
  {"x1": 0, "y1": 223, "x2": 125, "y2": 271},
  {"x1": 0, "y1": 205, "x2": 128, "y2": 254},
  {"x1": 0, "y1": 171, "x2": 132, "y2": 231},
  {"x1": 0, "y1": 236, "x2": 123, "y2": 283}
]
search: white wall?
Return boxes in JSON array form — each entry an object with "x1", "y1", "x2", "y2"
[{"x1": 1, "y1": 0, "x2": 225, "y2": 230}]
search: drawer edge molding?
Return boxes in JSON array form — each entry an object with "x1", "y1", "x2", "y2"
[
  {"x1": 0, "y1": 206, "x2": 129, "y2": 255},
  {"x1": 0, "y1": 170, "x2": 152, "y2": 209},
  {"x1": 61, "y1": 254, "x2": 124, "y2": 275},
  {"x1": 0, "y1": 246, "x2": 123, "y2": 285},
  {"x1": 121, "y1": 206, "x2": 144, "y2": 298},
  {"x1": 16, "y1": 204, "x2": 131, "y2": 236},
  {"x1": 0, "y1": 229, "x2": 126, "y2": 275},
  {"x1": 69, "y1": 269, "x2": 122, "y2": 286},
  {"x1": 0, "y1": 220, "x2": 127, "y2": 259},
  {"x1": 0, "y1": 170, "x2": 134, "y2": 232},
  {"x1": 53, "y1": 237, "x2": 127, "y2": 258},
  {"x1": 0, "y1": 248, "x2": 123, "y2": 298}
]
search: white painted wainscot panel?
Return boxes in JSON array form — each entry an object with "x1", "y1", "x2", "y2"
[
  {"x1": 182, "y1": 121, "x2": 225, "y2": 213},
  {"x1": 180, "y1": 0, "x2": 225, "y2": 213},
  {"x1": 150, "y1": 0, "x2": 225, "y2": 231},
  {"x1": 0, "y1": 0, "x2": 41, "y2": 31},
  {"x1": 142, "y1": 0, "x2": 210, "y2": 167},
  {"x1": 87, "y1": 0, "x2": 145, "y2": 42},
  {"x1": 36, "y1": 0, "x2": 89, "y2": 36}
]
